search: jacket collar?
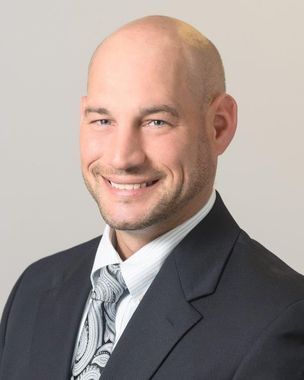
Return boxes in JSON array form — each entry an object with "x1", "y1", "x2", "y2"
[{"x1": 175, "y1": 192, "x2": 241, "y2": 301}]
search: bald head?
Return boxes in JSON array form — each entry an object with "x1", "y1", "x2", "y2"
[{"x1": 88, "y1": 16, "x2": 225, "y2": 105}]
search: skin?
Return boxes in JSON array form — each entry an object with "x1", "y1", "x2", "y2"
[{"x1": 80, "y1": 16, "x2": 237, "y2": 259}]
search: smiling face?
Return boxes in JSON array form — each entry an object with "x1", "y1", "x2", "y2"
[{"x1": 80, "y1": 21, "x2": 228, "y2": 242}]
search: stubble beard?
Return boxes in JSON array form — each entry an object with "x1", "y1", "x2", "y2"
[
  {"x1": 83, "y1": 175, "x2": 185, "y2": 231},
  {"x1": 82, "y1": 158, "x2": 215, "y2": 232}
]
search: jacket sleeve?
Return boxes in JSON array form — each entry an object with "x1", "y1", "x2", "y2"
[
  {"x1": 0, "y1": 272, "x2": 25, "y2": 368},
  {"x1": 233, "y1": 299, "x2": 304, "y2": 380}
]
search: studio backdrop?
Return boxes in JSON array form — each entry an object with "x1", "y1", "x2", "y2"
[{"x1": 1, "y1": 0, "x2": 303, "y2": 313}]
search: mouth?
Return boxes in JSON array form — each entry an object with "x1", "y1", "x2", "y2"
[{"x1": 107, "y1": 179, "x2": 158, "y2": 190}]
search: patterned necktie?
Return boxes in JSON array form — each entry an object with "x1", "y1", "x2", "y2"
[{"x1": 71, "y1": 263, "x2": 127, "y2": 379}]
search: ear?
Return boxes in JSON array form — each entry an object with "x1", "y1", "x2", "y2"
[
  {"x1": 208, "y1": 93, "x2": 238, "y2": 155},
  {"x1": 80, "y1": 96, "x2": 87, "y2": 123}
]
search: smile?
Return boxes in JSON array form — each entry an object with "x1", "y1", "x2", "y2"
[{"x1": 108, "y1": 180, "x2": 157, "y2": 190}]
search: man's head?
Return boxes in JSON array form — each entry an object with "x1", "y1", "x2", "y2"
[{"x1": 80, "y1": 15, "x2": 237, "y2": 241}]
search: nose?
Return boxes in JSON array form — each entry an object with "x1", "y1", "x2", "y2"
[{"x1": 107, "y1": 125, "x2": 147, "y2": 171}]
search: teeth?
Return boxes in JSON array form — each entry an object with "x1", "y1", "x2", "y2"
[{"x1": 110, "y1": 181, "x2": 152, "y2": 190}]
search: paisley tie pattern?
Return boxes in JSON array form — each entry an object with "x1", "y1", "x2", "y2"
[{"x1": 71, "y1": 264, "x2": 127, "y2": 379}]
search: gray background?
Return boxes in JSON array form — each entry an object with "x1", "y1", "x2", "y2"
[{"x1": 1, "y1": 0, "x2": 303, "y2": 313}]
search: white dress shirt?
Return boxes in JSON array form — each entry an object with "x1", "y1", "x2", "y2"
[{"x1": 75, "y1": 190, "x2": 216, "y2": 350}]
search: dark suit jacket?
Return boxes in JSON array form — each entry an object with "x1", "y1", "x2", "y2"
[{"x1": 1, "y1": 194, "x2": 304, "y2": 379}]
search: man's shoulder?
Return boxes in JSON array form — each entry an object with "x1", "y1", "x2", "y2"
[
  {"x1": 21, "y1": 235, "x2": 101, "y2": 286},
  {"x1": 232, "y1": 230, "x2": 304, "y2": 300}
]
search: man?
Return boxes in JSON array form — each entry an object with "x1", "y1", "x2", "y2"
[{"x1": 1, "y1": 15, "x2": 304, "y2": 380}]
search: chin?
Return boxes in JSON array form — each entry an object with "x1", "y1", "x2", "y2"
[
  {"x1": 98, "y1": 208, "x2": 140, "y2": 230},
  {"x1": 105, "y1": 220, "x2": 147, "y2": 231},
  {"x1": 100, "y1": 209, "x2": 164, "y2": 232}
]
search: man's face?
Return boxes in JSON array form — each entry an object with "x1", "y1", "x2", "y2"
[{"x1": 80, "y1": 34, "x2": 217, "y2": 235}]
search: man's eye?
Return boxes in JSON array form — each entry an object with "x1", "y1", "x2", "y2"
[
  {"x1": 92, "y1": 119, "x2": 111, "y2": 126},
  {"x1": 148, "y1": 120, "x2": 167, "y2": 127}
]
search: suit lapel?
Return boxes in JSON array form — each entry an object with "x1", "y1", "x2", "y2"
[
  {"x1": 102, "y1": 194, "x2": 241, "y2": 379},
  {"x1": 29, "y1": 239, "x2": 99, "y2": 380},
  {"x1": 101, "y1": 255, "x2": 202, "y2": 380}
]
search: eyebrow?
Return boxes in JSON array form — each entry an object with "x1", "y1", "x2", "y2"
[
  {"x1": 139, "y1": 105, "x2": 179, "y2": 118},
  {"x1": 85, "y1": 107, "x2": 111, "y2": 116},
  {"x1": 84, "y1": 104, "x2": 179, "y2": 118}
]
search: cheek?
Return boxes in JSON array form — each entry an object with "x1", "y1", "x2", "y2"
[
  {"x1": 148, "y1": 136, "x2": 191, "y2": 180},
  {"x1": 146, "y1": 140, "x2": 182, "y2": 171},
  {"x1": 182, "y1": 134, "x2": 214, "y2": 176},
  {"x1": 80, "y1": 129, "x2": 103, "y2": 167}
]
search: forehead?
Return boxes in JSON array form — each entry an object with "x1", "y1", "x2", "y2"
[{"x1": 88, "y1": 33, "x2": 191, "y2": 99}]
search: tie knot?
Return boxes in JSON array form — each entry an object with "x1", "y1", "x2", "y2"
[{"x1": 91, "y1": 264, "x2": 127, "y2": 303}]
